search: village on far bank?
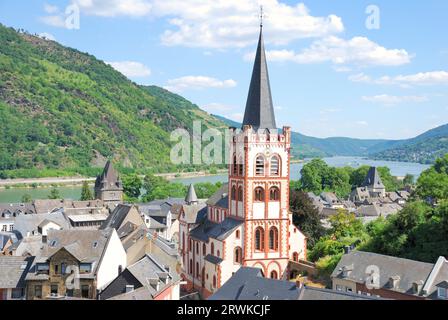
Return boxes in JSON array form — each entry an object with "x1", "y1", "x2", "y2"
[{"x1": 1, "y1": 26, "x2": 448, "y2": 302}]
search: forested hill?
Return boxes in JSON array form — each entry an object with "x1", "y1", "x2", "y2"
[
  {"x1": 0, "y1": 24, "x2": 226, "y2": 175},
  {"x1": 213, "y1": 115, "x2": 448, "y2": 163},
  {"x1": 371, "y1": 124, "x2": 448, "y2": 164}
]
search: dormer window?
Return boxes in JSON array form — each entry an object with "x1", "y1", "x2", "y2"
[
  {"x1": 80, "y1": 263, "x2": 92, "y2": 274},
  {"x1": 438, "y1": 287, "x2": 447, "y2": 299}
]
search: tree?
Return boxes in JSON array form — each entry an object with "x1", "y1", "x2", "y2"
[
  {"x1": 416, "y1": 154, "x2": 448, "y2": 201},
  {"x1": 403, "y1": 174, "x2": 415, "y2": 186},
  {"x1": 48, "y1": 188, "x2": 60, "y2": 199},
  {"x1": 328, "y1": 209, "x2": 365, "y2": 239},
  {"x1": 290, "y1": 190, "x2": 325, "y2": 247},
  {"x1": 80, "y1": 180, "x2": 93, "y2": 201},
  {"x1": 21, "y1": 193, "x2": 32, "y2": 203},
  {"x1": 122, "y1": 174, "x2": 143, "y2": 199}
]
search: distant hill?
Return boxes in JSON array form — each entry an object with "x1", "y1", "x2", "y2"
[
  {"x1": 0, "y1": 24, "x2": 226, "y2": 174},
  {"x1": 370, "y1": 124, "x2": 448, "y2": 164},
  {"x1": 214, "y1": 114, "x2": 448, "y2": 163}
]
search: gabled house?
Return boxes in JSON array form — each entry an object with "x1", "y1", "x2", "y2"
[
  {"x1": 331, "y1": 250, "x2": 448, "y2": 300},
  {"x1": 25, "y1": 229, "x2": 127, "y2": 299},
  {"x1": 0, "y1": 256, "x2": 33, "y2": 300},
  {"x1": 99, "y1": 254, "x2": 180, "y2": 300}
]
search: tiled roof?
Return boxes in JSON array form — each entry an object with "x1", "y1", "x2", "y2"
[
  {"x1": 0, "y1": 256, "x2": 34, "y2": 289},
  {"x1": 331, "y1": 251, "x2": 434, "y2": 296},
  {"x1": 189, "y1": 217, "x2": 243, "y2": 242}
]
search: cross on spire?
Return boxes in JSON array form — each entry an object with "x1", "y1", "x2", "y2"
[{"x1": 259, "y1": 5, "x2": 265, "y2": 28}]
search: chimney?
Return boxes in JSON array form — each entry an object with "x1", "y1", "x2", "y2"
[
  {"x1": 342, "y1": 265, "x2": 353, "y2": 278},
  {"x1": 389, "y1": 276, "x2": 400, "y2": 290},
  {"x1": 413, "y1": 280, "x2": 424, "y2": 294},
  {"x1": 148, "y1": 278, "x2": 160, "y2": 291}
]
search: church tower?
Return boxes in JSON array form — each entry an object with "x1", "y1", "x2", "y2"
[
  {"x1": 94, "y1": 160, "x2": 124, "y2": 207},
  {"x1": 228, "y1": 25, "x2": 306, "y2": 279}
]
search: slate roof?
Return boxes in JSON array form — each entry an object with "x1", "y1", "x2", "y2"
[
  {"x1": 13, "y1": 211, "x2": 70, "y2": 239},
  {"x1": 206, "y1": 183, "x2": 229, "y2": 209},
  {"x1": 242, "y1": 26, "x2": 276, "y2": 130},
  {"x1": 102, "y1": 254, "x2": 180, "y2": 300},
  {"x1": 101, "y1": 204, "x2": 133, "y2": 230},
  {"x1": 25, "y1": 229, "x2": 114, "y2": 281},
  {"x1": 185, "y1": 184, "x2": 198, "y2": 204},
  {"x1": 189, "y1": 217, "x2": 243, "y2": 242},
  {"x1": 0, "y1": 203, "x2": 36, "y2": 216},
  {"x1": 209, "y1": 267, "x2": 299, "y2": 300},
  {"x1": 180, "y1": 203, "x2": 207, "y2": 224},
  {"x1": 0, "y1": 256, "x2": 34, "y2": 289},
  {"x1": 94, "y1": 160, "x2": 123, "y2": 191},
  {"x1": 362, "y1": 167, "x2": 385, "y2": 189},
  {"x1": 210, "y1": 266, "x2": 384, "y2": 300},
  {"x1": 422, "y1": 256, "x2": 448, "y2": 299},
  {"x1": 204, "y1": 254, "x2": 223, "y2": 265},
  {"x1": 298, "y1": 286, "x2": 381, "y2": 300},
  {"x1": 331, "y1": 251, "x2": 434, "y2": 296}
]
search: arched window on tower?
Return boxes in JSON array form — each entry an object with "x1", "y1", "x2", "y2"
[
  {"x1": 203, "y1": 243, "x2": 207, "y2": 255},
  {"x1": 270, "y1": 270, "x2": 278, "y2": 279},
  {"x1": 255, "y1": 227, "x2": 265, "y2": 251},
  {"x1": 211, "y1": 242, "x2": 215, "y2": 255},
  {"x1": 293, "y1": 252, "x2": 299, "y2": 262},
  {"x1": 254, "y1": 187, "x2": 264, "y2": 202},
  {"x1": 237, "y1": 186, "x2": 243, "y2": 202},
  {"x1": 270, "y1": 155, "x2": 280, "y2": 176},
  {"x1": 269, "y1": 187, "x2": 280, "y2": 201},
  {"x1": 234, "y1": 247, "x2": 242, "y2": 263},
  {"x1": 255, "y1": 155, "x2": 265, "y2": 176},
  {"x1": 231, "y1": 185, "x2": 237, "y2": 200},
  {"x1": 269, "y1": 227, "x2": 279, "y2": 251}
]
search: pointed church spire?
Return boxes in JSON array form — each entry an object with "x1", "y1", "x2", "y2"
[
  {"x1": 242, "y1": 23, "x2": 277, "y2": 130},
  {"x1": 185, "y1": 183, "x2": 198, "y2": 204}
]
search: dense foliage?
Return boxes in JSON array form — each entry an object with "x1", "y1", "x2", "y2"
[
  {"x1": 0, "y1": 24, "x2": 227, "y2": 176},
  {"x1": 290, "y1": 190, "x2": 326, "y2": 247},
  {"x1": 300, "y1": 154, "x2": 448, "y2": 282},
  {"x1": 297, "y1": 159, "x2": 403, "y2": 198}
]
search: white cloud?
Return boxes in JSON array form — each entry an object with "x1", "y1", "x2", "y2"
[
  {"x1": 349, "y1": 71, "x2": 448, "y2": 86},
  {"x1": 246, "y1": 36, "x2": 411, "y2": 67},
  {"x1": 164, "y1": 76, "x2": 237, "y2": 93},
  {"x1": 38, "y1": 32, "x2": 56, "y2": 41},
  {"x1": 152, "y1": 0, "x2": 344, "y2": 48},
  {"x1": 355, "y1": 120, "x2": 368, "y2": 126},
  {"x1": 107, "y1": 61, "x2": 152, "y2": 77},
  {"x1": 44, "y1": 4, "x2": 59, "y2": 14},
  {"x1": 71, "y1": 0, "x2": 152, "y2": 17},
  {"x1": 40, "y1": 15, "x2": 67, "y2": 28},
  {"x1": 362, "y1": 94, "x2": 428, "y2": 105}
]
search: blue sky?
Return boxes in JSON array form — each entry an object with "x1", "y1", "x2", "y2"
[{"x1": 1, "y1": 0, "x2": 447, "y2": 139}]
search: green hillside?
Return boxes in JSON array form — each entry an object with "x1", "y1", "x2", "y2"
[
  {"x1": 371, "y1": 124, "x2": 448, "y2": 164},
  {"x1": 0, "y1": 24, "x2": 226, "y2": 177}
]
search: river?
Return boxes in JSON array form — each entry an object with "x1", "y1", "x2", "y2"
[{"x1": 0, "y1": 157, "x2": 430, "y2": 203}]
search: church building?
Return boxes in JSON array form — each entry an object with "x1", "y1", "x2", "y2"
[
  {"x1": 94, "y1": 160, "x2": 124, "y2": 207},
  {"x1": 179, "y1": 25, "x2": 307, "y2": 298}
]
